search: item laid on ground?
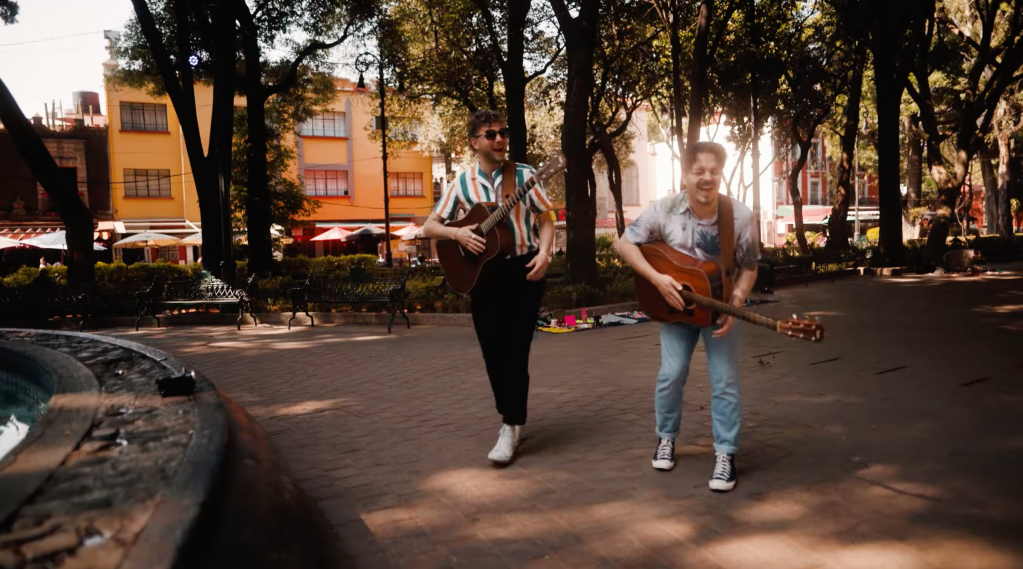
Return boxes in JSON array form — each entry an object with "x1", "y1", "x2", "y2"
[
  {"x1": 536, "y1": 309, "x2": 649, "y2": 333},
  {"x1": 537, "y1": 326, "x2": 575, "y2": 334},
  {"x1": 601, "y1": 314, "x2": 638, "y2": 325}
]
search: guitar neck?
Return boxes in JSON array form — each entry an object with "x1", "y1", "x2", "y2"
[
  {"x1": 678, "y1": 289, "x2": 778, "y2": 332},
  {"x1": 479, "y1": 175, "x2": 538, "y2": 235}
]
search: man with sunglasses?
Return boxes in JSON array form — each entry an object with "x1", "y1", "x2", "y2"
[{"x1": 423, "y1": 109, "x2": 555, "y2": 464}]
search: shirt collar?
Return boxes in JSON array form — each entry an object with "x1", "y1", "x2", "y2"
[
  {"x1": 671, "y1": 190, "x2": 717, "y2": 225},
  {"x1": 474, "y1": 160, "x2": 508, "y2": 191}
]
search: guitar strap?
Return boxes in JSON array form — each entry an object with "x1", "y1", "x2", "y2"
[
  {"x1": 501, "y1": 159, "x2": 517, "y2": 205},
  {"x1": 469, "y1": 160, "x2": 518, "y2": 206},
  {"x1": 718, "y1": 193, "x2": 735, "y2": 301}
]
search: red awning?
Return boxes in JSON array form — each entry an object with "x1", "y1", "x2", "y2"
[
  {"x1": 595, "y1": 217, "x2": 634, "y2": 228},
  {"x1": 777, "y1": 210, "x2": 829, "y2": 225}
]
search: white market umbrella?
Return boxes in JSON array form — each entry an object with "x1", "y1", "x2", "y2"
[
  {"x1": 392, "y1": 224, "x2": 419, "y2": 238},
  {"x1": 113, "y1": 231, "x2": 180, "y2": 248},
  {"x1": 21, "y1": 230, "x2": 106, "y2": 251},
  {"x1": 310, "y1": 227, "x2": 353, "y2": 241},
  {"x1": 180, "y1": 232, "x2": 204, "y2": 245},
  {"x1": 345, "y1": 225, "x2": 398, "y2": 241},
  {"x1": 113, "y1": 231, "x2": 180, "y2": 263},
  {"x1": 401, "y1": 226, "x2": 427, "y2": 241},
  {"x1": 0, "y1": 236, "x2": 23, "y2": 249}
]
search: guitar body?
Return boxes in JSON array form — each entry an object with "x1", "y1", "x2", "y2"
[
  {"x1": 635, "y1": 242, "x2": 724, "y2": 327},
  {"x1": 437, "y1": 203, "x2": 514, "y2": 294}
]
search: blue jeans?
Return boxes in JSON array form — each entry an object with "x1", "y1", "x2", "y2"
[{"x1": 655, "y1": 321, "x2": 741, "y2": 455}]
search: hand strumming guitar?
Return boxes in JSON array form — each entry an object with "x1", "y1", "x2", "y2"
[
  {"x1": 652, "y1": 272, "x2": 685, "y2": 311},
  {"x1": 454, "y1": 224, "x2": 486, "y2": 254}
]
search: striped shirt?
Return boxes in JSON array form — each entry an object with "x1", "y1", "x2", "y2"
[{"x1": 434, "y1": 161, "x2": 554, "y2": 257}]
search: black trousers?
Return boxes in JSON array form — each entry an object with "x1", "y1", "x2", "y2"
[{"x1": 469, "y1": 252, "x2": 545, "y2": 426}]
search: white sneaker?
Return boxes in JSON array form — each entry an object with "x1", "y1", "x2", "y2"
[
  {"x1": 709, "y1": 453, "x2": 737, "y2": 492},
  {"x1": 487, "y1": 424, "x2": 522, "y2": 463},
  {"x1": 652, "y1": 438, "x2": 676, "y2": 471}
]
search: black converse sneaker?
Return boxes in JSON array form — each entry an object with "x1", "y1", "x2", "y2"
[
  {"x1": 652, "y1": 438, "x2": 675, "y2": 471},
  {"x1": 709, "y1": 453, "x2": 737, "y2": 492}
]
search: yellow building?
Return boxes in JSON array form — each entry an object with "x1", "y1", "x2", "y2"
[{"x1": 104, "y1": 73, "x2": 436, "y2": 263}]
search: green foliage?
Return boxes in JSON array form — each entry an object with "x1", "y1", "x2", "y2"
[
  {"x1": 784, "y1": 231, "x2": 821, "y2": 247},
  {"x1": 906, "y1": 207, "x2": 931, "y2": 225},
  {"x1": 231, "y1": 107, "x2": 322, "y2": 236},
  {"x1": 0, "y1": 0, "x2": 19, "y2": 25},
  {"x1": 594, "y1": 234, "x2": 615, "y2": 254}
]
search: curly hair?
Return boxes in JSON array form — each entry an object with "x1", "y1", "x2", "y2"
[{"x1": 467, "y1": 109, "x2": 506, "y2": 141}]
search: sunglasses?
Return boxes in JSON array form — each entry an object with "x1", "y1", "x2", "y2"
[{"x1": 475, "y1": 127, "x2": 510, "y2": 141}]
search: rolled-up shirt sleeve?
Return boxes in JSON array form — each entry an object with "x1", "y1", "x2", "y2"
[
  {"x1": 433, "y1": 177, "x2": 462, "y2": 221},
  {"x1": 624, "y1": 202, "x2": 662, "y2": 246},
  {"x1": 524, "y1": 167, "x2": 554, "y2": 215}
]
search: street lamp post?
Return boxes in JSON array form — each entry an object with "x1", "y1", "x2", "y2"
[{"x1": 356, "y1": 49, "x2": 392, "y2": 268}]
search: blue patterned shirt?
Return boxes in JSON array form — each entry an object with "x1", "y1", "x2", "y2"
[{"x1": 624, "y1": 191, "x2": 761, "y2": 275}]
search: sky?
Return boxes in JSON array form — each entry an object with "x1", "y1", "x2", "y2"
[
  {"x1": 0, "y1": 0, "x2": 369, "y2": 119},
  {"x1": 0, "y1": 0, "x2": 135, "y2": 118}
]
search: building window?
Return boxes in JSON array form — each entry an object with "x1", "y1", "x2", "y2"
[
  {"x1": 304, "y1": 170, "x2": 349, "y2": 196},
  {"x1": 390, "y1": 172, "x2": 424, "y2": 197},
  {"x1": 157, "y1": 246, "x2": 179, "y2": 261},
  {"x1": 124, "y1": 169, "x2": 172, "y2": 197},
  {"x1": 300, "y1": 112, "x2": 346, "y2": 138},
  {"x1": 392, "y1": 119, "x2": 420, "y2": 141},
  {"x1": 809, "y1": 179, "x2": 822, "y2": 205},
  {"x1": 808, "y1": 138, "x2": 823, "y2": 171},
  {"x1": 120, "y1": 102, "x2": 169, "y2": 132},
  {"x1": 774, "y1": 177, "x2": 786, "y2": 204}
]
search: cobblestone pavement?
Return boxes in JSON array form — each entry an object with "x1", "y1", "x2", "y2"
[{"x1": 106, "y1": 265, "x2": 1023, "y2": 568}]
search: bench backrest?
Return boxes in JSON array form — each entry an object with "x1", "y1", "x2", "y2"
[
  {"x1": 0, "y1": 283, "x2": 93, "y2": 315},
  {"x1": 149, "y1": 276, "x2": 246, "y2": 301},
  {"x1": 297, "y1": 267, "x2": 405, "y2": 300}
]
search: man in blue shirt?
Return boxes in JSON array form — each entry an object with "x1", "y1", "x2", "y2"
[{"x1": 617, "y1": 141, "x2": 760, "y2": 492}]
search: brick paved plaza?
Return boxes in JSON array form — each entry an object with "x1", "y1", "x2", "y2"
[{"x1": 107, "y1": 267, "x2": 1023, "y2": 569}]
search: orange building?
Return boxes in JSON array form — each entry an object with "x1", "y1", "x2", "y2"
[{"x1": 105, "y1": 51, "x2": 436, "y2": 263}]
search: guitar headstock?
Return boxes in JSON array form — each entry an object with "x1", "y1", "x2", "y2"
[
  {"x1": 778, "y1": 315, "x2": 825, "y2": 342},
  {"x1": 534, "y1": 153, "x2": 567, "y2": 182}
]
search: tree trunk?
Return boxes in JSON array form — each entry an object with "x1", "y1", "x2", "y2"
[
  {"x1": 998, "y1": 134, "x2": 1013, "y2": 239},
  {"x1": 873, "y1": 52, "x2": 905, "y2": 265},
  {"x1": 746, "y1": 0, "x2": 761, "y2": 243},
  {"x1": 750, "y1": 87, "x2": 761, "y2": 244},
  {"x1": 787, "y1": 136, "x2": 812, "y2": 254},
  {"x1": 209, "y1": 0, "x2": 236, "y2": 282},
  {"x1": 553, "y1": 1, "x2": 600, "y2": 284},
  {"x1": 828, "y1": 48, "x2": 864, "y2": 250},
  {"x1": 905, "y1": 113, "x2": 922, "y2": 209},
  {"x1": 128, "y1": 0, "x2": 235, "y2": 278},
  {"x1": 923, "y1": 136, "x2": 971, "y2": 263},
  {"x1": 193, "y1": 162, "x2": 225, "y2": 275},
  {"x1": 668, "y1": 1, "x2": 686, "y2": 167},
  {"x1": 685, "y1": 0, "x2": 714, "y2": 159},
  {"x1": 505, "y1": 0, "x2": 530, "y2": 164},
  {"x1": 0, "y1": 76, "x2": 94, "y2": 285},
  {"x1": 980, "y1": 156, "x2": 999, "y2": 234},
  {"x1": 598, "y1": 133, "x2": 626, "y2": 236},
  {"x1": 241, "y1": 32, "x2": 274, "y2": 276}
]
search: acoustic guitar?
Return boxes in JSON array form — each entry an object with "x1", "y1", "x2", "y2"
[
  {"x1": 437, "y1": 154, "x2": 567, "y2": 293},
  {"x1": 635, "y1": 241, "x2": 824, "y2": 342}
]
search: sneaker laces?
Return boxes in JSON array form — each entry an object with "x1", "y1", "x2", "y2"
[
  {"x1": 655, "y1": 439, "x2": 674, "y2": 461},
  {"x1": 712, "y1": 453, "x2": 732, "y2": 479},
  {"x1": 497, "y1": 425, "x2": 516, "y2": 444}
]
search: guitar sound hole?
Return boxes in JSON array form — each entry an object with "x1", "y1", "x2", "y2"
[{"x1": 679, "y1": 283, "x2": 696, "y2": 310}]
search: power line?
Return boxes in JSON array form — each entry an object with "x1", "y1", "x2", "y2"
[{"x1": 0, "y1": 29, "x2": 119, "y2": 48}]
